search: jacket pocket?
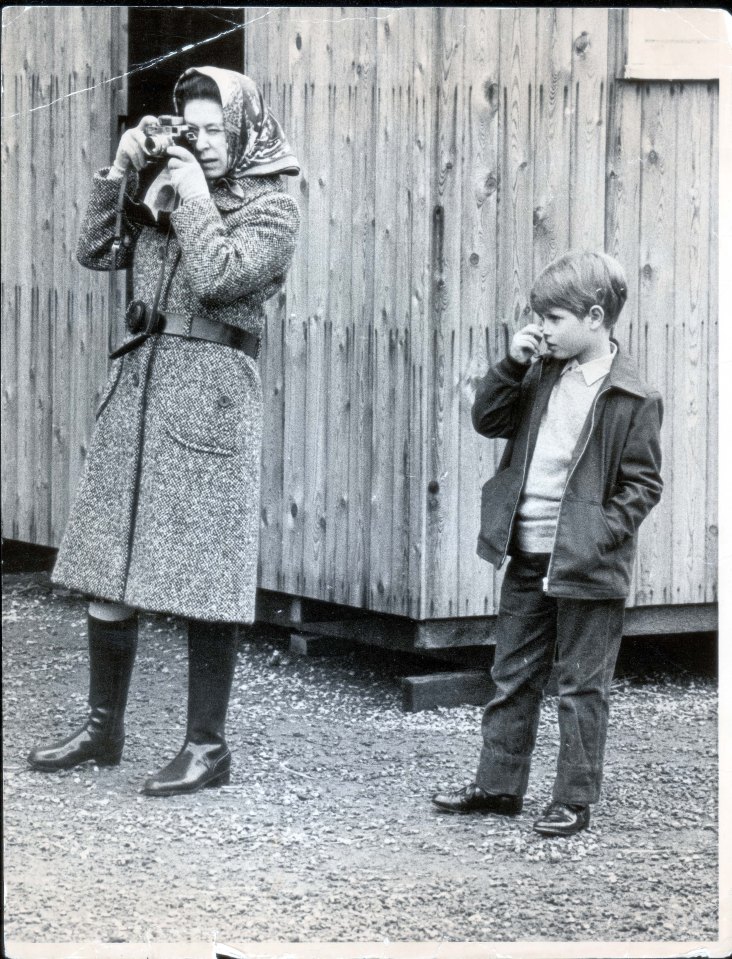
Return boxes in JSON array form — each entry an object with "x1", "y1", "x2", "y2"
[
  {"x1": 553, "y1": 498, "x2": 632, "y2": 595},
  {"x1": 478, "y1": 467, "x2": 523, "y2": 555},
  {"x1": 95, "y1": 358, "x2": 124, "y2": 420}
]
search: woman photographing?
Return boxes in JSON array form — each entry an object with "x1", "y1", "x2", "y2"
[{"x1": 27, "y1": 67, "x2": 300, "y2": 797}]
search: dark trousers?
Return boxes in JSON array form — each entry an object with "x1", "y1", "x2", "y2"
[{"x1": 475, "y1": 553, "x2": 625, "y2": 805}]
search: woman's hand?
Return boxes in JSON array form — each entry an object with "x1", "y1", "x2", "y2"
[
  {"x1": 111, "y1": 115, "x2": 159, "y2": 176},
  {"x1": 509, "y1": 323, "x2": 543, "y2": 365},
  {"x1": 166, "y1": 146, "x2": 210, "y2": 203}
]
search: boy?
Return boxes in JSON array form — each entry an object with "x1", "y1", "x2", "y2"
[{"x1": 432, "y1": 251, "x2": 663, "y2": 836}]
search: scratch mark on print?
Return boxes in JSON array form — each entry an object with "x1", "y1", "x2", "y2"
[{"x1": 2, "y1": 7, "x2": 402, "y2": 121}]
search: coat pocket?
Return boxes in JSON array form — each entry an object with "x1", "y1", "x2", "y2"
[{"x1": 159, "y1": 350, "x2": 250, "y2": 457}]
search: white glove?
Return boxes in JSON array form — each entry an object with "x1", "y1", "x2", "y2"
[{"x1": 165, "y1": 146, "x2": 210, "y2": 203}]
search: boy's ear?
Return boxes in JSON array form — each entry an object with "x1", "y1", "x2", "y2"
[{"x1": 588, "y1": 305, "x2": 605, "y2": 329}]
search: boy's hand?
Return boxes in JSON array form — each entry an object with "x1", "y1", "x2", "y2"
[{"x1": 509, "y1": 323, "x2": 543, "y2": 365}]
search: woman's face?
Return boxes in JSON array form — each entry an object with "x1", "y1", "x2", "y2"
[{"x1": 183, "y1": 98, "x2": 228, "y2": 181}]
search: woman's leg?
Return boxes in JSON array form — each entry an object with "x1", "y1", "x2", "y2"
[
  {"x1": 141, "y1": 619, "x2": 238, "y2": 797},
  {"x1": 27, "y1": 600, "x2": 138, "y2": 771}
]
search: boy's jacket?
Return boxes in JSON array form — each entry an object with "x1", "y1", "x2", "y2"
[{"x1": 472, "y1": 343, "x2": 663, "y2": 600}]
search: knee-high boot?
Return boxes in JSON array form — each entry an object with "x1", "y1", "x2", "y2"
[
  {"x1": 141, "y1": 620, "x2": 238, "y2": 797},
  {"x1": 27, "y1": 610, "x2": 138, "y2": 771}
]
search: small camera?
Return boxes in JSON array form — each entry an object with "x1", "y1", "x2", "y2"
[{"x1": 142, "y1": 115, "x2": 196, "y2": 160}]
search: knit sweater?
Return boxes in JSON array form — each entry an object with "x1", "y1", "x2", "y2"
[{"x1": 515, "y1": 346, "x2": 615, "y2": 553}]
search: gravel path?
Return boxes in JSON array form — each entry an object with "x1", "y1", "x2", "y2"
[{"x1": 2, "y1": 572, "x2": 719, "y2": 948}]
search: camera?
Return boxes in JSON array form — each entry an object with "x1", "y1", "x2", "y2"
[{"x1": 142, "y1": 115, "x2": 196, "y2": 160}]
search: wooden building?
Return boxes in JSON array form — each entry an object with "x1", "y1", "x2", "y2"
[{"x1": 1, "y1": 7, "x2": 720, "y2": 648}]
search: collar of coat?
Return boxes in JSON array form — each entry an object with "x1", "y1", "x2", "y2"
[
  {"x1": 538, "y1": 339, "x2": 651, "y2": 399},
  {"x1": 209, "y1": 175, "x2": 282, "y2": 212}
]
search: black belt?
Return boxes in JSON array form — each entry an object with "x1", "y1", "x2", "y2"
[{"x1": 110, "y1": 304, "x2": 260, "y2": 360}]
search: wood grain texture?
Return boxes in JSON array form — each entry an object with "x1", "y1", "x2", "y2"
[
  {"x1": 424, "y1": 6, "x2": 465, "y2": 618},
  {"x1": 569, "y1": 7, "x2": 608, "y2": 249},
  {"x1": 705, "y1": 82, "x2": 719, "y2": 604},
  {"x1": 457, "y1": 7, "x2": 501, "y2": 616},
  {"x1": 637, "y1": 83, "x2": 676, "y2": 605},
  {"x1": 1, "y1": 6, "x2": 125, "y2": 547},
  {"x1": 670, "y1": 83, "x2": 710, "y2": 604}
]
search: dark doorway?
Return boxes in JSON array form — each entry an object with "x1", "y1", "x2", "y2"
[{"x1": 126, "y1": 7, "x2": 245, "y2": 122}]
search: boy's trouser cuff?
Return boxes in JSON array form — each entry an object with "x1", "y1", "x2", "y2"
[
  {"x1": 476, "y1": 745, "x2": 532, "y2": 798},
  {"x1": 551, "y1": 761, "x2": 603, "y2": 806}
]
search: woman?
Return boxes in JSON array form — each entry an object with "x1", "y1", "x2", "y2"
[{"x1": 27, "y1": 67, "x2": 300, "y2": 797}]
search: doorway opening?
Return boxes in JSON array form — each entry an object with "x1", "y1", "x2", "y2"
[{"x1": 126, "y1": 7, "x2": 245, "y2": 122}]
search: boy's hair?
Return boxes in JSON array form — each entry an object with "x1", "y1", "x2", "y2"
[{"x1": 530, "y1": 251, "x2": 628, "y2": 328}]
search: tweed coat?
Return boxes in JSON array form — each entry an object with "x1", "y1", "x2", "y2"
[{"x1": 52, "y1": 169, "x2": 300, "y2": 622}]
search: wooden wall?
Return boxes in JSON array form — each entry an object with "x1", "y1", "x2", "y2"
[
  {"x1": 245, "y1": 7, "x2": 718, "y2": 619},
  {"x1": 1, "y1": 5, "x2": 128, "y2": 547},
  {"x1": 1, "y1": 8, "x2": 717, "y2": 623}
]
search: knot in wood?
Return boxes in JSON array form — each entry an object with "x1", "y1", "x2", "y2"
[
  {"x1": 469, "y1": 252, "x2": 480, "y2": 266},
  {"x1": 428, "y1": 480, "x2": 440, "y2": 496},
  {"x1": 647, "y1": 149, "x2": 659, "y2": 165},
  {"x1": 574, "y1": 31, "x2": 591, "y2": 57}
]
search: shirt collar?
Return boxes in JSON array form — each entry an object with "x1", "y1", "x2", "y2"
[{"x1": 561, "y1": 342, "x2": 617, "y2": 386}]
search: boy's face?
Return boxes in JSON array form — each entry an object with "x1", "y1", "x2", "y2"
[{"x1": 538, "y1": 307, "x2": 606, "y2": 365}]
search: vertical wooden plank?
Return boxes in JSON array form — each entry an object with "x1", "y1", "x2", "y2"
[
  {"x1": 0, "y1": 7, "x2": 24, "y2": 538},
  {"x1": 492, "y1": 8, "x2": 537, "y2": 612},
  {"x1": 424, "y1": 6, "x2": 465, "y2": 619},
  {"x1": 407, "y1": 8, "x2": 434, "y2": 619},
  {"x1": 670, "y1": 83, "x2": 710, "y2": 604},
  {"x1": 636, "y1": 83, "x2": 675, "y2": 605},
  {"x1": 705, "y1": 82, "x2": 718, "y2": 604},
  {"x1": 369, "y1": 11, "x2": 399, "y2": 612},
  {"x1": 301, "y1": 14, "x2": 332, "y2": 599},
  {"x1": 321, "y1": 9, "x2": 353, "y2": 605},
  {"x1": 276, "y1": 8, "x2": 311, "y2": 596},
  {"x1": 346, "y1": 7, "x2": 377, "y2": 609},
  {"x1": 495, "y1": 8, "x2": 536, "y2": 355},
  {"x1": 533, "y1": 8, "x2": 572, "y2": 272},
  {"x1": 457, "y1": 6, "x2": 501, "y2": 618},
  {"x1": 256, "y1": 8, "x2": 289, "y2": 594},
  {"x1": 568, "y1": 7, "x2": 608, "y2": 249},
  {"x1": 388, "y1": 10, "x2": 414, "y2": 616}
]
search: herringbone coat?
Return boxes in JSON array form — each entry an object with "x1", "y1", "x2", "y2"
[{"x1": 52, "y1": 169, "x2": 300, "y2": 622}]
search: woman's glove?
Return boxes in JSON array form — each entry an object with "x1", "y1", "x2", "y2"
[
  {"x1": 165, "y1": 146, "x2": 210, "y2": 203},
  {"x1": 111, "y1": 115, "x2": 159, "y2": 176}
]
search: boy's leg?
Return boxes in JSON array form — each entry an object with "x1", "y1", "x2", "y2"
[
  {"x1": 475, "y1": 553, "x2": 557, "y2": 798},
  {"x1": 551, "y1": 598, "x2": 625, "y2": 806}
]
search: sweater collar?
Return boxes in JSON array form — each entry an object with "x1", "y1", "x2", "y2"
[{"x1": 541, "y1": 340, "x2": 650, "y2": 399}]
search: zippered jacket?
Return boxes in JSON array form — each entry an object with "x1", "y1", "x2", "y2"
[{"x1": 472, "y1": 344, "x2": 663, "y2": 599}]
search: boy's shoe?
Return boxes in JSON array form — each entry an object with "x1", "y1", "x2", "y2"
[
  {"x1": 431, "y1": 783, "x2": 522, "y2": 816},
  {"x1": 533, "y1": 801, "x2": 590, "y2": 837}
]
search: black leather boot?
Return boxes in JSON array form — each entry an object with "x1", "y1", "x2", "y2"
[
  {"x1": 27, "y1": 611, "x2": 138, "y2": 771},
  {"x1": 141, "y1": 620, "x2": 238, "y2": 797}
]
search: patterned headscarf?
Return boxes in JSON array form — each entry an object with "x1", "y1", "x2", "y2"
[{"x1": 173, "y1": 66, "x2": 300, "y2": 193}]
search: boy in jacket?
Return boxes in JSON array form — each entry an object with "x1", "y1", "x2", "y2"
[{"x1": 432, "y1": 251, "x2": 663, "y2": 836}]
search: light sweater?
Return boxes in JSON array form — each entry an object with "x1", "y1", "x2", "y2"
[{"x1": 515, "y1": 345, "x2": 616, "y2": 553}]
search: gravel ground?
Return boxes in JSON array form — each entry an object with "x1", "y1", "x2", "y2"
[{"x1": 2, "y1": 572, "x2": 719, "y2": 947}]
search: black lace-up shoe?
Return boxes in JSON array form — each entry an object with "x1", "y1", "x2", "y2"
[
  {"x1": 431, "y1": 783, "x2": 523, "y2": 816},
  {"x1": 533, "y1": 801, "x2": 590, "y2": 837}
]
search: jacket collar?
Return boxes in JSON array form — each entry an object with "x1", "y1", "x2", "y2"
[
  {"x1": 540, "y1": 340, "x2": 649, "y2": 399},
  {"x1": 604, "y1": 340, "x2": 650, "y2": 398}
]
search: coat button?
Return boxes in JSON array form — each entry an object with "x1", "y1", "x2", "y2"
[
  {"x1": 130, "y1": 372, "x2": 140, "y2": 387},
  {"x1": 217, "y1": 394, "x2": 233, "y2": 408}
]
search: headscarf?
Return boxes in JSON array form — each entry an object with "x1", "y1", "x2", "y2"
[{"x1": 173, "y1": 66, "x2": 300, "y2": 195}]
